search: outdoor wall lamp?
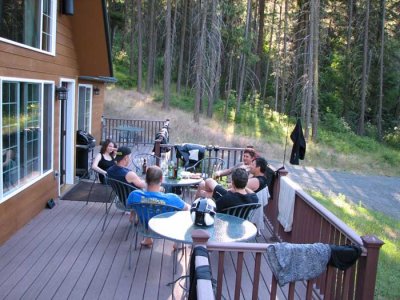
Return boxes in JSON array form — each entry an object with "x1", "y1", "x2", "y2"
[
  {"x1": 93, "y1": 86, "x2": 100, "y2": 96},
  {"x1": 55, "y1": 86, "x2": 68, "y2": 101}
]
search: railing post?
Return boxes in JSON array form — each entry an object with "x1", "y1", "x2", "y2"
[
  {"x1": 191, "y1": 230, "x2": 214, "y2": 300},
  {"x1": 154, "y1": 139, "x2": 161, "y2": 161},
  {"x1": 268, "y1": 168, "x2": 288, "y2": 238},
  {"x1": 355, "y1": 235, "x2": 384, "y2": 299}
]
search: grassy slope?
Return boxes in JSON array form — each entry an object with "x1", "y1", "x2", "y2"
[
  {"x1": 310, "y1": 191, "x2": 399, "y2": 299},
  {"x1": 104, "y1": 86, "x2": 399, "y2": 298}
]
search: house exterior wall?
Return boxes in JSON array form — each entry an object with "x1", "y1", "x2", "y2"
[{"x1": 0, "y1": 2, "x2": 110, "y2": 244}]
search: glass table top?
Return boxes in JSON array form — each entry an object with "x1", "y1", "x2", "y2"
[{"x1": 148, "y1": 211, "x2": 257, "y2": 244}]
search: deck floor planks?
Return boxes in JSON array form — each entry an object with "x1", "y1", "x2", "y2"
[
  {"x1": 83, "y1": 209, "x2": 129, "y2": 300},
  {"x1": 0, "y1": 201, "x2": 65, "y2": 258},
  {"x1": 0, "y1": 181, "x2": 318, "y2": 300},
  {"x1": 0, "y1": 201, "x2": 88, "y2": 298},
  {"x1": 35, "y1": 202, "x2": 105, "y2": 300},
  {"x1": 19, "y1": 202, "x2": 101, "y2": 300},
  {"x1": 67, "y1": 206, "x2": 127, "y2": 300},
  {"x1": 50, "y1": 205, "x2": 122, "y2": 299},
  {"x1": 98, "y1": 222, "x2": 135, "y2": 299},
  {"x1": 0, "y1": 200, "x2": 75, "y2": 272}
]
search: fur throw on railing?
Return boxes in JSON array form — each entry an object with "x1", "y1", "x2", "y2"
[{"x1": 266, "y1": 242, "x2": 331, "y2": 286}]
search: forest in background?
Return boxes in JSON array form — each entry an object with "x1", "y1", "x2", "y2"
[{"x1": 107, "y1": 0, "x2": 400, "y2": 148}]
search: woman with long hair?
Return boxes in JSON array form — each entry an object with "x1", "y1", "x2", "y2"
[{"x1": 92, "y1": 139, "x2": 117, "y2": 183}]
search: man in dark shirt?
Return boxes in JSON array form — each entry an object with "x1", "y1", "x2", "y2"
[
  {"x1": 247, "y1": 157, "x2": 269, "y2": 193},
  {"x1": 197, "y1": 168, "x2": 258, "y2": 212}
]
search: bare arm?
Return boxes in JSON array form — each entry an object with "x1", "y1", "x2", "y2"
[
  {"x1": 246, "y1": 177, "x2": 260, "y2": 192},
  {"x1": 92, "y1": 153, "x2": 107, "y2": 175},
  {"x1": 126, "y1": 171, "x2": 146, "y2": 189}
]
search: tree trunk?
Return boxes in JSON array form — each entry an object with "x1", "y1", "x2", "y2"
[
  {"x1": 146, "y1": 0, "x2": 156, "y2": 92},
  {"x1": 312, "y1": 0, "x2": 320, "y2": 141},
  {"x1": 274, "y1": 6, "x2": 282, "y2": 112},
  {"x1": 358, "y1": 0, "x2": 370, "y2": 136},
  {"x1": 207, "y1": 0, "x2": 221, "y2": 118},
  {"x1": 177, "y1": 0, "x2": 188, "y2": 94},
  {"x1": 377, "y1": 0, "x2": 386, "y2": 140},
  {"x1": 163, "y1": 0, "x2": 172, "y2": 110},
  {"x1": 129, "y1": 0, "x2": 135, "y2": 76},
  {"x1": 225, "y1": 52, "x2": 234, "y2": 121},
  {"x1": 185, "y1": 3, "x2": 194, "y2": 93},
  {"x1": 137, "y1": 0, "x2": 143, "y2": 92},
  {"x1": 262, "y1": 0, "x2": 277, "y2": 101},
  {"x1": 305, "y1": 1, "x2": 314, "y2": 140},
  {"x1": 280, "y1": 0, "x2": 289, "y2": 113},
  {"x1": 194, "y1": 0, "x2": 207, "y2": 123},
  {"x1": 236, "y1": 0, "x2": 252, "y2": 115},
  {"x1": 255, "y1": 0, "x2": 266, "y2": 82}
]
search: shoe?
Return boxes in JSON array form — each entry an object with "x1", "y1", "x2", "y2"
[{"x1": 140, "y1": 239, "x2": 153, "y2": 248}]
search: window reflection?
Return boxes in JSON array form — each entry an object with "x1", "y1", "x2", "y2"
[{"x1": 2, "y1": 81, "x2": 53, "y2": 197}]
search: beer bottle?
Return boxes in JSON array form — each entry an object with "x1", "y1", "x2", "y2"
[{"x1": 142, "y1": 158, "x2": 147, "y2": 175}]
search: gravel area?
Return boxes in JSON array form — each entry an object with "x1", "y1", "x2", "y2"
[{"x1": 269, "y1": 160, "x2": 400, "y2": 221}]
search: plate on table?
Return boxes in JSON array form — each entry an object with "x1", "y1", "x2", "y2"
[{"x1": 189, "y1": 173, "x2": 202, "y2": 179}]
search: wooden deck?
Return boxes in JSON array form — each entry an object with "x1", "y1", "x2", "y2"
[
  {"x1": 0, "y1": 197, "x2": 297, "y2": 299},
  {"x1": 0, "y1": 144, "x2": 314, "y2": 299}
]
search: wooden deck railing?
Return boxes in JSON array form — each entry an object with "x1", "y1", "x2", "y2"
[
  {"x1": 153, "y1": 140, "x2": 247, "y2": 169},
  {"x1": 101, "y1": 116, "x2": 168, "y2": 146},
  {"x1": 107, "y1": 118, "x2": 383, "y2": 299},
  {"x1": 264, "y1": 168, "x2": 384, "y2": 299}
]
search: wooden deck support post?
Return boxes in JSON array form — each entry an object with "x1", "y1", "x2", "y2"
[
  {"x1": 191, "y1": 230, "x2": 214, "y2": 300},
  {"x1": 355, "y1": 235, "x2": 384, "y2": 299}
]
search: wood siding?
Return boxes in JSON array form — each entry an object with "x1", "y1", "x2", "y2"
[{"x1": 0, "y1": 0, "x2": 112, "y2": 244}]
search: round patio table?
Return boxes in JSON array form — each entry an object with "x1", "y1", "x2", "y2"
[
  {"x1": 161, "y1": 177, "x2": 202, "y2": 193},
  {"x1": 148, "y1": 211, "x2": 257, "y2": 244}
]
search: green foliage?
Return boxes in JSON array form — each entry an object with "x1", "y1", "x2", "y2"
[
  {"x1": 310, "y1": 191, "x2": 400, "y2": 299},
  {"x1": 383, "y1": 127, "x2": 400, "y2": 149},
  {"x1": 320, "y1": 110, "x2": 352, "y2": 134}
]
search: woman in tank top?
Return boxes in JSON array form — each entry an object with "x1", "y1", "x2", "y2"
[{"x1": 92, "y1": 139, "x2": 117, "y2": 183}]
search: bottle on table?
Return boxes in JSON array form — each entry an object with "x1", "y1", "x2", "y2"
[
  {"x1": 142, "y1": 158, "x2": 147, "y2": 175},
  {"x1": 168, "y1": 161, "x2": 175, "y2": 179}
]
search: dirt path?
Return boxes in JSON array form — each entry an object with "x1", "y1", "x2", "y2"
[{"x1": 269, "y1": 160, "x2": 400, "y2": 220}]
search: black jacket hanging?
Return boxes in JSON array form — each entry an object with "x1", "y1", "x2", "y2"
[{"x1": 290, "y1": 119, "x2": 306, "y2": 165}]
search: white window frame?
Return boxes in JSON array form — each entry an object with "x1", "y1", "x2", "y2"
[
  {"x1": 0, "y1": 0, "x2": 57, "y2": 56},
  {"x1": 0, "y1": 76, "x2": 54, "y2": 203},
  {"x1": 77, "y1": 84, "x2": 93, "y2": 133}
]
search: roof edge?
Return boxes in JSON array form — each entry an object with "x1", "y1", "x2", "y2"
[
  {"x1": 102, "y1": 0, "x2": 114, "y2": 77},
  {"x1": 79, "y1": 76, "x2": 118, "y2": 83}
]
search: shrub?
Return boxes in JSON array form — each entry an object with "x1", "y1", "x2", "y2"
[{"x1": 383, "y1": 127, "x2": 400, "y2": 149}]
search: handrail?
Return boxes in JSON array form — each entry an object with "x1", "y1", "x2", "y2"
[{"x1": 296, "y1": 188, "x2": 365, "y2": 250}]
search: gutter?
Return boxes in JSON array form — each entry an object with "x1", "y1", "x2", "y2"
[{"x1": 79, "y1": 76, "x2": 118, "y2": 83}]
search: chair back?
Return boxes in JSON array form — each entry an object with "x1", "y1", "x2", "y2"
[
  {"x1": 220, "y1": 203, "x2": 261, "y2": 220},
  {"x1": 132, "y1": 153, "x2": 161, "y2": 174},
  {"x1": 187, "y1": 157, "x2": 225, "y2": 179},
  {"x1": 107, "y1": 177, "x2": 137, "y2": 208},
  {"x1": 128, "y1": 202, "x2": 181, "y2": 237}
]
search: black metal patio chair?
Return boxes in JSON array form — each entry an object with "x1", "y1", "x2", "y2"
[
  {"x1": 105, "y1": 177, "x2": 138, "y2": 240},
  {"x1": 220, "y1": 203, "x2": 261, "y2": 221},
  {"x1": 131, "y1": 153, "x2": 161, "y2": 174},
  {"x1": 185, "y1": 157, "x2": 225, "y2": 179},
  {"x1": 127, "y1": 202, "x2": 181, "y2": 270}
]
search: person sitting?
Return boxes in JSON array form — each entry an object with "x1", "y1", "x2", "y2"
[
  {"x1": 196, "y1": 168, "x2": 258, "y2": 212},
  {"x1": 247, "y1": 157, "x2": 269, "y2": 192},
  {"x1": 127, "y1": 166, "x2": 190, "y2": 247},
  {"x1": 107, "y1": 146, "x2": 146, "y2": 189},
  {"x1": 3, "y1": 149, "x2": 17, "y2": 190},
  {"x1": 91, "y1": 139, "x2": 117, "y2": 184},
  {"x1": 213, "y1": 147, "x2": 256, "y2": 178}
]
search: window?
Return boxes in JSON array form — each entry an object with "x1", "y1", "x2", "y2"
[
  {"x1": 0, "y1": 0, "x2": 55, "y2": 53},
  {"x1": 1, "y1": 79, "x2": 53, "y2": 200},
  {"x1": 77, "y1": 85, "x2": 92, "y2": 133}
]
